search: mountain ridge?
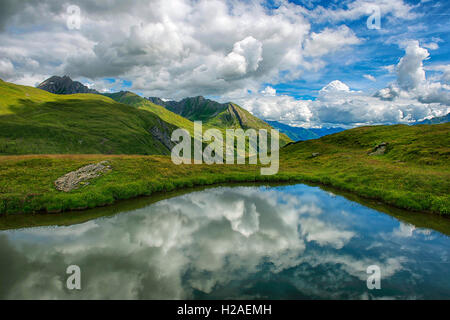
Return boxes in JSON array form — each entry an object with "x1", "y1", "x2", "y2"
[
  {"x1": 267, "y1": 120, "x2": 345, "y2": 141},
  {"x1": 148, "y1": 95, "x2": 228, "y2": 122},
  {"x1": 0, "y1": 80, "x2": 179, "y2": 155},
  {"x1": 414, "y1": 113, "x2": 450, "y2": 125},
  {"x1": 148, "y1": 95, "x2": 292, "y2": 145},
  {"x1": 36, "y1": 76, "x2": 290, "y2": 145}
]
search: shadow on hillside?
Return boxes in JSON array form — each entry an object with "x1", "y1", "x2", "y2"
[{"x1": 0, "y1": 98, "x2": 174, "y2": 155}]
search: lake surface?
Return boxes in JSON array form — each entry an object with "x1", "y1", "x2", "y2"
[{"x1": 0, "y1": 184, "x2": 449, "y2": 299}]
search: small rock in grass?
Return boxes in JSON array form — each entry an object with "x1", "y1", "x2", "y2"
[
  {"x1": 54, "y1": 160, "x2": 111, "y2": 192},
  {"x1": 368, "y1": 142, "x2": 388, "y2": 156}
]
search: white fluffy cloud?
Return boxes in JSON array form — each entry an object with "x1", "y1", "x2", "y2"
[
  {"x1": 0, "y1": 0, "x2": 364, "y2": 101},
  {"x1": 375, "y1": 41, "x2": 450, "y2": 106},
  {"x1": 303, "y1": 25, "x2": 361, "y2": 58},
  {"x1": 237, "y1": 42, "x2": 449, "y2": 126},
  {"x1": 0, "y1": 0, "x2": 318, "y2": 99},
  {"x1": 305, "y1": 0, "x2": 418, "y2": 23},
  {"x1": 397, "y1": 41, "x2": 429, "y2": 90},
  {"x1": 0, "y1": 58, "x2": 14, "y2": 79},
  {"x1": 218, "y1": 36, "x2": 263, "y2": 79},
  {"x1": 319, "y1": 79, "x2": 351, "y2": 93},
  {"x1": 261, "y1": 86, "x2": 277, "y2": 96}
]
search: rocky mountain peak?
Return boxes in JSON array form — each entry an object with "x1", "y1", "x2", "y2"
[{"x1": 37, "y1": 75, "x2": 99, "y2": 95}]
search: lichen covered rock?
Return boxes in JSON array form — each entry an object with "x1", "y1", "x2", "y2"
[
  {"x1": 54, "y1": 161, "x2": 111, "y2": 192},
  {"x1": 368, "y1": 142, "x2": 388, "y2": 156}
]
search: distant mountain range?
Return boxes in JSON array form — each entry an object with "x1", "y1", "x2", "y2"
[
  {"x1": 266, "y1": 121, "x2": 345, "y2": 141},
  {"x1": 414, "y1": 113, "x2": 450, "y2": 125},
  {"x1": 268, "y1": 112, "x2": 450, "y2": 142}
]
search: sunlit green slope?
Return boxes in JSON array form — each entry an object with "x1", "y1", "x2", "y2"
[{"x1": 0, "y1": 80, "x2": 177, "y2": 155}]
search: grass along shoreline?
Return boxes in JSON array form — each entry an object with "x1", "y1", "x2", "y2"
[
  {"x1": 0, "y1": 123, "x2": 449, "y2": 216},
  {"x1": 2, "y1": 181, "x2": 450, "y2": 235},
  {"x1": 0, "y1": 153, "x2": 448, "y2": 216}
]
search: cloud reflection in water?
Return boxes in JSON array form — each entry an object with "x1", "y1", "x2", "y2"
[{"x1": 0, "y1": 185, "x2": 449, "y2": 299}]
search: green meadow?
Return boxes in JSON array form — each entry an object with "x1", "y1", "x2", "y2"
[
  {"x1": 0, "y1": 80, "x2": 178, "y2": 155},
  {"x1": 0, "y1": 122, "x2": 448, "y2": 216}
]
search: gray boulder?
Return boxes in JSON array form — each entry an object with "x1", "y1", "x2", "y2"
[
  {"x1": 55, "y1": 161, "x2": 111, "y2": 192},
  {"x1": 368, "y1": 142, "x2": 388, "y2": 156}
]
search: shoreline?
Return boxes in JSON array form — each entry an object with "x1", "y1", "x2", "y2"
[
  {"x1": 2, "y1": 179, "x2": 450, "y2": 235},
  {"x1": 0, "y1": 155, "x2": 447, "y2": 216}
]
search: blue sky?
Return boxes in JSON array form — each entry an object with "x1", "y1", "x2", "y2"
[{"x1": 267, "y1": 0, "x2": 450, "y2": 99}]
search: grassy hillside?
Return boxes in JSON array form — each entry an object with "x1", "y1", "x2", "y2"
[
  {"x1": 290, "y1": 123, "x2": 450, "y2": 166},
  {"x1": 151, "y1": 96, "x2": 292, "y2": 145},
  {"x1": 0, "y1": 80, "x2": 287, "y2": 158},
  {"x1": 104, "y1": 91, "x2": 196, "y2": 135},
  {"x1": 281, "y1": 123, "x2": 449, "y2": 213},
  {"x1": 0, "y1": 80, "x2": 177, "y2": 155},
  {"x1": 0, "y1": 123, "x2": 448, "y2": 217},
  {"x1": 165, "y1": 96, "x2": 226, "y2": 122},
  {"x1": 206, "y1": 103, "x2": 292, "y2": 145}
]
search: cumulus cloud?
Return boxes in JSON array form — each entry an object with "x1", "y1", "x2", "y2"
[
  {"x1": 0, "y1": 58, "x2": 14, "y2": 79},
  {"x1": 261, "y1": 86, "x2": 277, "y2": 96},
  {"x1": 237, "y1": 42, "x2": 449, "y2": 126},
  {"x1": 305, "y1": 0, "x2": 419, "y2": 23},
  {"x1": 235, "y1": 93, "x2": 314, "y2": 123},
  {"x1": 0, "y1": 0, "x2": 318, "y2": 99},
  {"x1": 375, "y1": 41, "x2": 450, "y2": 106},
  {"x1": 319, "y1": 79, "x2": 351, "y2": 94},
  {"x1": 396, "y1": 41, "x2": 429, "y2": 90},
  {"x1": 0, "y1": 0, "x2": 365, "y2": 100},
  {"x1": 303, "y1": 25, "x2": 361, "y2": 58},
  {"x1": 218, "y1": 36, "x2": 263, "y2": 79}
]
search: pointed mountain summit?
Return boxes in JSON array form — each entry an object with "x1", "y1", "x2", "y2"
[
  {"x1": 147, "y1": 96, "x2": 226, "y2": 122},
  {"x1": 148, "y1": 96, "x2": 292, "y2": 145},
  {"x1": 37, "y1": 75, "x2": 99, "y2": 95}
]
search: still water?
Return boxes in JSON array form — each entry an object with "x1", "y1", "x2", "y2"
[{"x1": 0, "y1": 184, "x2": 449, "y2": 299}]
